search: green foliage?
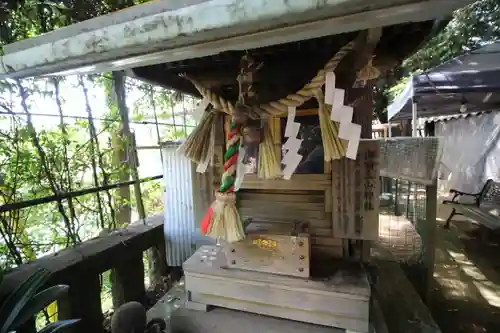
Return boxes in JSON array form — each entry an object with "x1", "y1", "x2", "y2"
[
  {"x1": 0, "y1": 0, "x2": 191, "y2": 328},
  {"x1": 403, "y1": 0, "x2": 500, "y2": 73},
  {"x1": 0, "y1": 73, "x2": 191, "y2": 328},
  {"x1": 0, "y1": 268, "x2": 79, "y2": 333},
  {"x1": 0, "y1": 0, "x2": 141, "y2": 45},
  {"x1": 0, "y1": 72, "x2": 191, "y2": 265}
]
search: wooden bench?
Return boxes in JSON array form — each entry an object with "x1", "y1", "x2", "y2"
[{"x1": 443, "y1": 179, "x2": 500, "y2": 236}]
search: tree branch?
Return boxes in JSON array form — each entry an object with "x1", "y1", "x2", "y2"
[{"x1": 16, "y1": 79, "x2": 78, "y2": 245}]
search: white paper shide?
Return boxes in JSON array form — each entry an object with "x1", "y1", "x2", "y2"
[
  {"x1": 325, "y1": 72, "x2": 361, "y2": 160},
  {"x1": 282, "y1": 106, "x2": 303, "y2": 180}
]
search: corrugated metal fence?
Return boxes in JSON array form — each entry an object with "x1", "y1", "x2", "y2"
[{"x1": 162, "y1": 142, "x2": 196, "y2": 267}]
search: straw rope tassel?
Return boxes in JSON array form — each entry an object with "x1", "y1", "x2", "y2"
[{"x1": 202, "y1": 120, "x2": 245, "y2": 243}]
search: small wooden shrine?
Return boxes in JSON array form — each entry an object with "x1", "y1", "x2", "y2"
[
  {"x1": 150, "y1": 23, "x2": 445, "y2": 333},
  {"x1": 0, "y1": 1, "x2": 464, "y2": 331}
]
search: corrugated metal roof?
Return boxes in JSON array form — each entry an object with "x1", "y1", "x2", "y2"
[{"x1": 422, "y1": 110, "x2": 494, "y2": 123}]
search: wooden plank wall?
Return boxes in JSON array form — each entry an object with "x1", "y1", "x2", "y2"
[
  {"x1": 238, "y1": 114, "x2": 342, "y2": 257},
  {"x1": 238, "y1": 187, "x2": 342, "y2": 258}
]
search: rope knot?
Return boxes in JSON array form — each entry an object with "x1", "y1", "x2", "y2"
[
  {"x1": 358, "y1": 57, "x2": 380, "y2": 81},
  {"x1": 215, "y1": 191, "x2": 237, "y2": 203}
]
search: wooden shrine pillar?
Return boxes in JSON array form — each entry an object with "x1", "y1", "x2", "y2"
[
  {"x1": 401, "y1": 120, "x2": 412, "y2": 136},
  {"x1": 352, "y1": 86, "x2": 373, "y2": 138}
]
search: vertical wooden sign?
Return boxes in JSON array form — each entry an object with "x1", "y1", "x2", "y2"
[{"x1": 332, "y1": 140, "x2": 379, "y2": 240}]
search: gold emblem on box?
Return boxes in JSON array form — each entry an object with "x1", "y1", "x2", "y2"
[{"x1": 253, "y1": 238, "x2": 278, "y2": 250}]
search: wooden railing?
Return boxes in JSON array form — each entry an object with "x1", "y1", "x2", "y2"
[{"x1": 0, "y1": 214, "x2": 166, "y2": 333}]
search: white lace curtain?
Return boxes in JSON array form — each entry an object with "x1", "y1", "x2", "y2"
[{"x1": 436, "y1": 112, "x2": 500, "y2": 193}]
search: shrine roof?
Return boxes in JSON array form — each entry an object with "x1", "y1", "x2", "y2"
[{"x1": 0, "y1": 0, "x2": 473, "y2": 100}]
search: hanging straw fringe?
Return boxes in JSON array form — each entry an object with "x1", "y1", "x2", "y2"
[
  {"x1": 258, "y1": 121, "x2": 281, "y2": 179},
  {"x1": 179, "y1": 110, "x2": 218, "y2": 166},
  {"x1": 206, "y1": 192, "x2": 245, "y2": 243},
  {"x1": 196, "y1": 115, "x2": 216, "y2": 173},
  {"x1": 316, "y1": 90, "x2": 347, "y2": 161}
]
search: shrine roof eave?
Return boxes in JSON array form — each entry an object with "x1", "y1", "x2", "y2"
[{"x1": 0, "y1": 0, "x2": 473, "y2": 80}]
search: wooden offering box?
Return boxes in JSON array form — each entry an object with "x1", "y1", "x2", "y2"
[{"x1": 224, "y1": 219, "x2": 311, "y2": 278}]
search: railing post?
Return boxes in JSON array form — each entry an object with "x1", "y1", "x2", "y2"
[
  {"x1": 58, "y1": 274, "x2": 103, "y2": 333},
  {"x1": 149, "y1": 240, "x2": 168, "y2": 287},
  {"x1": 421, "y1": 181, "x2": 437, "y2": 304},
  {"x1": 112, "y1": 252, "x2": 146, "y2": 307}
]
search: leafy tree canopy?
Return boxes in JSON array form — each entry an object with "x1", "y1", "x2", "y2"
[{"x1": 0, "y1": 0, "x2": 147, "y2": 44}]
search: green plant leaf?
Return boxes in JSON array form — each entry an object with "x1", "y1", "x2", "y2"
[
  {"x1": 0, "y1": 268, "x2": 50, "y2": 333},
  {"x1": 37, "y1": 319, "x2": 80, "y2": 333},
  {"x1": 9, "y1": 285, "x2": 69, "y2": 331}
]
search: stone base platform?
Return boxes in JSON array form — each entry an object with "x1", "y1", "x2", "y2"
[{"x1": 183, "y1": 246, "x2": 371, "y2": 332}]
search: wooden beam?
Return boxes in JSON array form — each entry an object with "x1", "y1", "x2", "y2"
[
  {"x1": 336, "y1": 28, "x2": 383, "y2": 90},
  {"x1": 131, "y1": 67, "x2": 202, "y2": 97},
  {"x1": 356, "y1": 27, "x2": 383, "y2": 72}
]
